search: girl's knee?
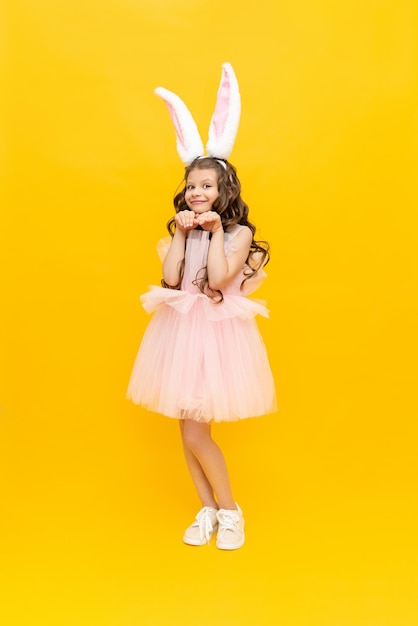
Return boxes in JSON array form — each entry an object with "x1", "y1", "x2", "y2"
[{"x1": 181, "y1": 420, "x2": 211, "y2": 453}]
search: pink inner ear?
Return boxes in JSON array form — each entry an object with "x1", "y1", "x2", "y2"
[
  {"x1": 211, "y1": 69, "x2": 230, "y2": 140},
  {"x1": 165, "y1": 101, "x2": 186, "y2": 149}
]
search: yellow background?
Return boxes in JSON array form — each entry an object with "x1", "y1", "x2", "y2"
[{"x1": 1, "y1": 1, "x2": 418, "y2": 624}]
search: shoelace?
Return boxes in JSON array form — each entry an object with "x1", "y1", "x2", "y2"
[
  {"x1": 217, "y1": 510, "x2": 240, "y2": 539},
  {"x1": 195, "y1": 507, "x2": 217, "y2": 544}
]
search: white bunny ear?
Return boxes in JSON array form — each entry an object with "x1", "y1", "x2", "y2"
[
  {"x1": 206, "y1": 62, "x2": 241, "y2": 160},
  {"x1": 155, "y1": 87, "x2": 204, "y2": 165}
]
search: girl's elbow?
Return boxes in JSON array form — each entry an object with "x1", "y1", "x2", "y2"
[
  {"x1": 208, "y1": 278, "x2": 226, "y2": 291},
  {"x1": 162, "y1": 269, "x2": 180, "y2": 287},
  {"x1": 163, "y1": 276, "x2": 179, "y2": 288}
]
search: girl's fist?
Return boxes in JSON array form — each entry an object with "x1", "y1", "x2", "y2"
[
  {"x1": 175, "y1": 210, "x2": 198, "y2": 232},
  {"x1": 195, "y1": 211, "x2": 222, "y2": 233}
]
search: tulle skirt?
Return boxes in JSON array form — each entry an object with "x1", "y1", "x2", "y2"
[{"x1": 126, "y1": 287, "x2": 277, "y2": 422}]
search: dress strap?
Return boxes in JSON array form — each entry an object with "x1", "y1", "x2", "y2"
[{"x1": 224, "y1": 224, "x2": 244, "y2": 243}]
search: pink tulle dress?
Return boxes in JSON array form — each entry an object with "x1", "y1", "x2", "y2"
[{"x1": 127, "y1": 224, "x2": 277, "y2": 422}]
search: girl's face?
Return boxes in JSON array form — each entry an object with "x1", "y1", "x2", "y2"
[{"x1": 184, "y1": 168, "x2": 219, "y2": 213}]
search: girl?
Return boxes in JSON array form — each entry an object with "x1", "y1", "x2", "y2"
[{"x1": 127, "y1": 64, "x2": 276, "y2": 550}]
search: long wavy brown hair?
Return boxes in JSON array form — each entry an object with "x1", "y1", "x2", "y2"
[{"x1": 162, "y1": 157, "x2": 270, "y2": 301}]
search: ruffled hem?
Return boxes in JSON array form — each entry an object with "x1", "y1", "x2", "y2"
[
  {"x1": 127, "y1": 294, "x2": 277, "y2": 422},
  {"x1": 140, "y1": 286, "x2": 269, "y2": 321}
]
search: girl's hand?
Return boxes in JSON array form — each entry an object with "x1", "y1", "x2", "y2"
[
  {"x1": 175, "y1": 210, "x2": 198, "y2": 232},
  {"x1": 195, "y1": 211, "x2": 223, "y2": 233}
]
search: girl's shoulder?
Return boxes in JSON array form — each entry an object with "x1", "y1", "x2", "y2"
[
  {"x1": 224, "y1": 224, "x2": 252, "y2": 256},
  {"x1": 156, "y1": 235, "x2": 172, "y2": 262},
  {"x1": 224, "y1": 223, "x2": 251, "y2": 242}
]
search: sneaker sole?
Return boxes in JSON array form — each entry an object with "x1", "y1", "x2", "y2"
[
  {"x1": 183, "y1": 537, "x2": 211, "y2": 546},
  {"x1": 183, "y1": 524, "x2": 218, "y2": 546},
  {"x1": 216, "y1": 536, "x2": 245, "y2": 550}
]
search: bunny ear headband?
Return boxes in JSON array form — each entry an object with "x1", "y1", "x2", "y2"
[{"x1": 155, "y1": 62, "x2": 241, "y2": 167}]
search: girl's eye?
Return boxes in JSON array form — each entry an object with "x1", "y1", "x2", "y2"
[
  {"x1": 203, "y1": 184, "x2": 211, "y2": 188},
  {"x1": 186, "y1": 185, "x2": 194, "y2": 190}
]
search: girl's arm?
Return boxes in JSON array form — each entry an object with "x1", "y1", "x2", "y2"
[
  {"x1": 162, "y1": 210, "x2": 197, "y2": 286},
  {"x1": 196, "y1": 212, "x2": 252, "y2": 291}
]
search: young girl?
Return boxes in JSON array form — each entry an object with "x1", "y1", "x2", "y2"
[{"x1": 127, "y1": 64, "x2": 276, "y2": 550}]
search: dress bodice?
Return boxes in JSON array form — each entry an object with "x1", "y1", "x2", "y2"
[{"x1": 180, "y1": 225, "x2": 265, "y2": 296}]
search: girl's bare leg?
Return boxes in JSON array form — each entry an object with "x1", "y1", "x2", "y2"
[
  {"x1": 179, "y1": 419, "x2": 236, "y2": 510},
  {"x1": 179, "y1": 421, "x2": 217, "y2": 509}
]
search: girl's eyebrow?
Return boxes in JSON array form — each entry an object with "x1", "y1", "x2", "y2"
[{"x1": 187, "y1": 179, "x2": 215, "y2": 184}]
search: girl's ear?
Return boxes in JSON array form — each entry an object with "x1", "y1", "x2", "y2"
[
  {"x1": 206, "y1": 63, "x2": 241, "y2": 160},
  {"x1": 155, "y1": 87, "x2": 204, "y2": 165}
]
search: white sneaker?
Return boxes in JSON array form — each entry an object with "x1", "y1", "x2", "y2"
[
  {"x1": 183, "y1": 506, "x2": 219, "y2": 546},
  {"x1": 216, "y1": 503, "x2": 245, "y2": 550}
]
